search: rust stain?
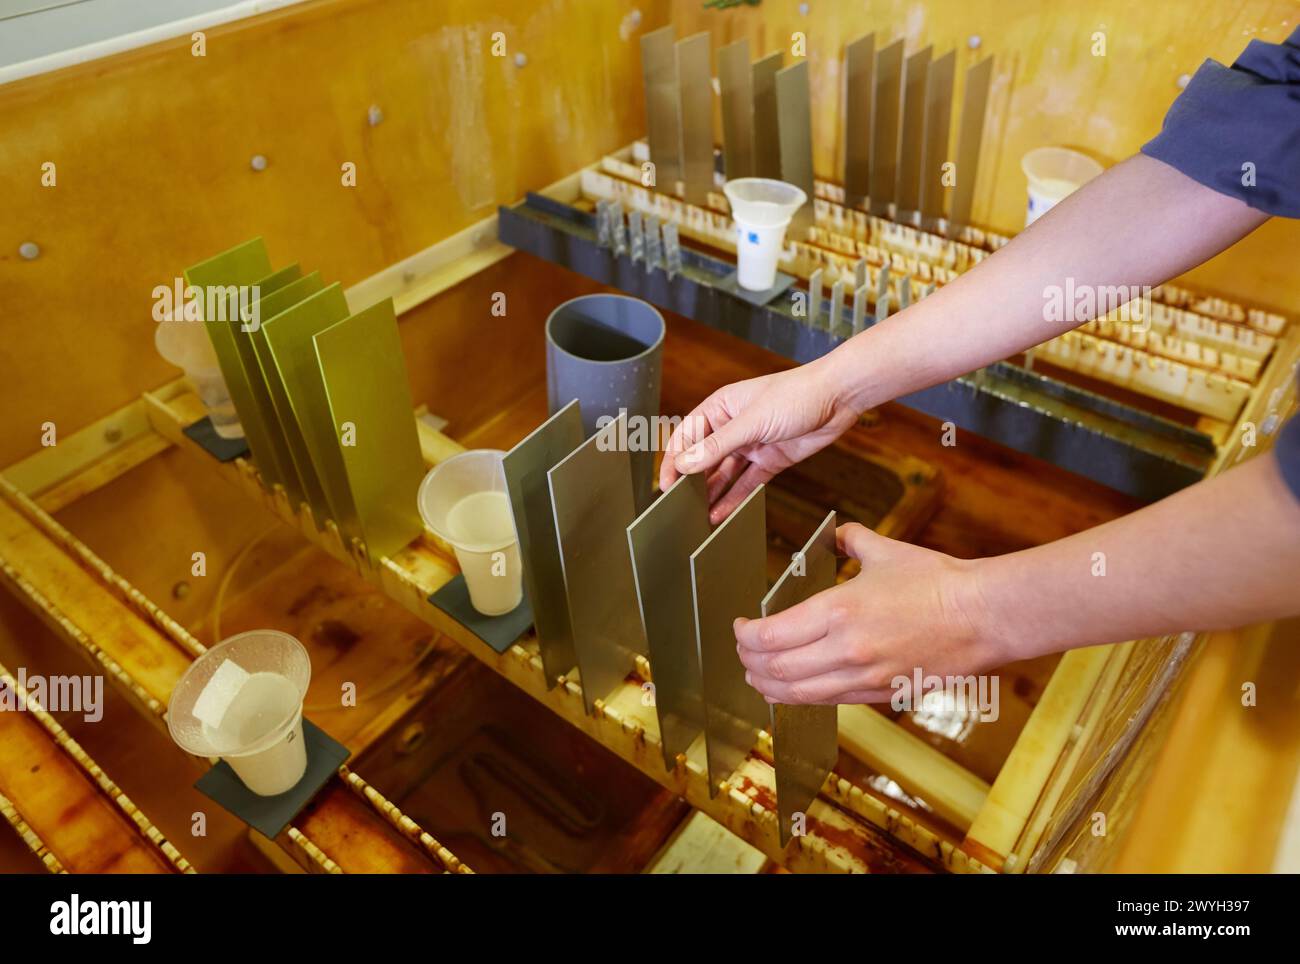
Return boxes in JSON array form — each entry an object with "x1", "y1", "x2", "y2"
[
  {"x1": 736, "y1": 775, "x2": 778, "y2": 813},
  {"x1": 310, "y1": 618, "x2": 361, "y2": 653}
]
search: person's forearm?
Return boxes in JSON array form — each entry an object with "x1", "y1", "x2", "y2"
[
  {"x1": 970, "y1": 452, "x2": 1300, "y2": 661},
  {"x1": 818, "y1": 153, "x2": 1269, "y2": 412}
]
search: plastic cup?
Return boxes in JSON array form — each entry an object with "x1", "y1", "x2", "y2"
[
  {"x1": 723, "y1": 178, "x2": 808, "y2": 291},
  {"x1": 417, "y1": 450, "x2": 524, "y2": 617},
  {"x1": 1021, "y1": 147, "x2": 1104, "y2": 226},
  {"x1": 154, "y1": 319, "x2": 244, "y2": 439},
  {"x1": 167, "y1": 630, "x2": 311, "y2": 797}
]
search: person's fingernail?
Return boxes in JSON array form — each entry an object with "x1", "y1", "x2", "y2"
[
  {"x1": 678, "y1": 445, "x2": 701, "y2": 469},
  {"x1": 744, "y1": 671, "x2": 752, "y2": 685}
]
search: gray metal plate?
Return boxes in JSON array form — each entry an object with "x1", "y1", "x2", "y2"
[
  {"x1": 717, "y1": 268, "x2": 796, "y2": 307},
  {"x1": 677, "y1": 32, "x2": 715, "y2": 205},
  {"x1": 751, "y1": 51, "x2": 784, "y2": 180},
  {"x1": 895, "y1": 46, "x2": 932, "y2": 215},
  {"x1": 641, "y1": 26, "x2": 682, "y2": 188},
  {"x1": 627, "y1": 473, "x2": 712, "y2": 771},
  {"x1": 718, "y1": 37, "x2": 754, "y2": 180},
  {"x1": 691, "y1": 484, "x2": 770, "y2": 797},
  {"x1": 919, "y1": 50, "x2": 955, "y2": 225},
  {"x1": 775, "y1": 60, "x2": 815, "y2": 235},
  {"x1": 762, "y1": 510, "x2": 839, "y2": 847},
  {"x1": 842, "y1": 33, "x2": 875, "y2": 206},
  {"x1": 870, "y1": 39, "x2": 904, "y2": 216},
  {"x1": 548, "y1": 413, "x2": 648, "y2": 715},
  {"x1": 949, "y1": 57, "x2": 993, "y2": 234},
  {"x1": 502, "y1": 400, "x2": 584, "y2": 686}
]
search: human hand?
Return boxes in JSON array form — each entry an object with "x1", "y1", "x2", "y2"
[
  {"x1": 735, "y1": 523, "x2": 1006, "y2": 705},
  {"x1": 659, "y1": 360, "x2": 861, "y2": 523}
]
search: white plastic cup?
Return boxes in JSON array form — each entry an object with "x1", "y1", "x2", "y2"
[
  {"x1": 167, "y1": 630, "x2": 312, "y2": 797},
  {"x1": 417, "y1": 450, "x2": 524, "y2": 617},
  {"x1": 723, "y1": 178, "x2": 808, "y2": 291},
  {"x1": 154, "y1": 319, "x2": 244, "y2": 439},
  {"x1": 1021, "y1": 147, "x2": 1104, "y2": 226}
]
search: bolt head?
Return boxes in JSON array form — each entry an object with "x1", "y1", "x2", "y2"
[
  {"x1": 250, "y1": 154, "x2": 268, "y2": 171},
  {"x1": 514, "y1": 52, "x2": 527, "y2": 68},
  {"x1": 968, "y1": 34, "x2": 982, "y2": 50},
  {"x1": 18, "y1": 241, "x2": 39, "y2": 260}
]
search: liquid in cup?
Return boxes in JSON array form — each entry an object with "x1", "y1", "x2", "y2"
[
  {"x1": 418, "y1": 451, "x2": 524, "y2": 617},
  {"x1": 1021, "y1": 146, "x2": 1103, "y2": 226},
  {"x1": 154, "y1": 318, "x2": 244, "y2": 439},
  {"x1": 723, "y1": 178, "x2": 808, "y2": 291},
  {"x1": 167, "y1": 630, "x2": 311, "y2": 797}
]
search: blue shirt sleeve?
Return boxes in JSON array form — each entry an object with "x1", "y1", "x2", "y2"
[
  {"x1": 1142, "y1": 28, "x2": 1300, "y2": 501},
  {"x1": 1141, "y1": 26, "x2": 1300, "y2": 217}
]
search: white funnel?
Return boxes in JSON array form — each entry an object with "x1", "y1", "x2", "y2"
[
  {"x1": 167, "y1": 630, "x2": 312, "y2": 796},
  {"x1": 723, "y1": 178, "x2": 807, "y2": 291}
]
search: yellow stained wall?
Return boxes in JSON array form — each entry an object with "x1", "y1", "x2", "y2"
[
  {"x1": 0, "y1": 0, "x2": 668, "y2": 468},
  {"x1": 671, "y1": 0, "x2": 1300, "y2": 314}
]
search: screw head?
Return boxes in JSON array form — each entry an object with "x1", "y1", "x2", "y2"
[
  {"x1": 367, "y1": 104, "x2": 384, "y2": 126},
  {"x1": 514, "y1": 51, "x2": 527, "y2": 68},
  {"x1": 250, "y1": 154, "x2": 268, "y2": 171},
  {"x1": 1176, "y1": 73, "x2": 1191, "y2": 89},
  {"x1": 968, "y1": 34, "x2": 982, "y2": 50},
  {"x1": 18, "y1": 241, "x2": 39, "y2": 260}
]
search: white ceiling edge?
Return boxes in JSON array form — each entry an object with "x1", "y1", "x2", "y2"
[{"x1": 0, "y1": 0, "x2": 308, "y2": 86}]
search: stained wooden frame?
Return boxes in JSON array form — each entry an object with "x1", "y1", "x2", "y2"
[{"x1": 3, "y1": 145, "x2": 1294, "y2": 874}]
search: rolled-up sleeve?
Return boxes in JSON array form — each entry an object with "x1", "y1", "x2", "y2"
[
  {"x1": 1142, "y1": 26, "x2": 1300, "y2": 217},
  {"x1": 1143, "y1": 27, "x2": 1300, "y2": 503}
]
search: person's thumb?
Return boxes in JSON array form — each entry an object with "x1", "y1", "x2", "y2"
[
  {"x1": 674, "y1": 414, "x2": 762, "y2": 476},
  {"x1": 836, "y1": 522, "x2": 894, "y2": 565}
]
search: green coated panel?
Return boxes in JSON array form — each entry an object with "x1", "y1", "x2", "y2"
[
  {"x1": 261, "y1": 284, "x2": 355, "y2": 541},
  {"x1": 183, "y1": 238, "x2": 295, "y2": 494},
  {"x1": 247, "y1": 271, "x2": 331, "y2": 520},
  {"x1": 313, "y1": 298, "x2": 425, "y2": 562}
]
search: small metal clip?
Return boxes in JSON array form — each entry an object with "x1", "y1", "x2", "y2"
[
  {"x1": 645, "y1": 215, "x2": 662, "y2": 271},
  {"x1": 596, "y1": 199, "x2": 612, "y2": 248},
  {"x1": 663, "y1": 223, "x2": 681, "y2": 279},
  {"x1": 807, "y1": 268, "x2": 823, "y2": 328},
  {"x1": 611, "y1": 202, "x2": 628, "y2": 257},
  {"x1": 852, "y1": 284, "x2": 869, "y2": 335},
  {"x1": 830, "y1": 280, "x2": 845, "y2": 336},
  {"x1": 629, "y1": 210, "x2": 644, "y2": 263}
]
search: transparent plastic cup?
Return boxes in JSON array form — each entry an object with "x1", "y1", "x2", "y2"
[
  {"x1": 1021, "y1": 147, "x2": 1103, "y2": 226},
  {"x1": 417, "y1": 450, "x2": 524, "y2": 617},
  {"x1": 154, "y1": 319, "x2": 244, "y2": 439},
  {"x1": 723, "y1": 178, "x2": 808, "y2": 291},
  {"x1": 167, "y1": 630, "x2": 311, "y2": 797}
]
